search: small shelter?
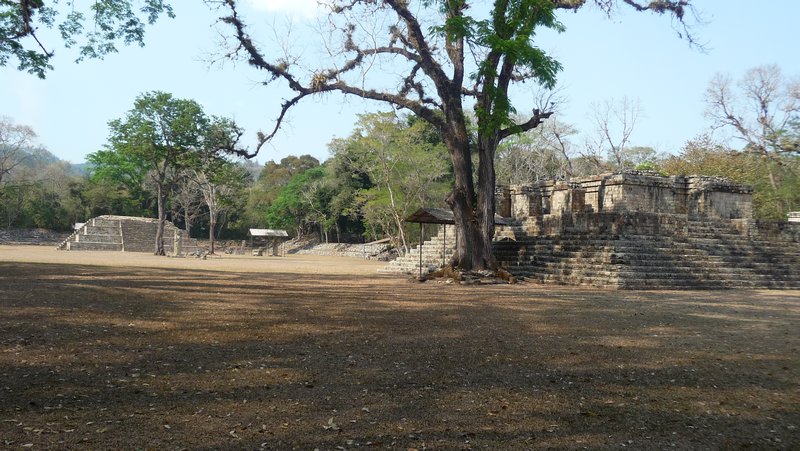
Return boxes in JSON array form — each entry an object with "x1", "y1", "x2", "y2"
[
  {"x1": 404, "y1": 208, "x2": 455, "y2": 278},
  {"x1": 404, "y1": 208, "x2": 512, "y2": 278},
  {"x1": 248, "y1": 229, "x2": 289, "y2": 256}
]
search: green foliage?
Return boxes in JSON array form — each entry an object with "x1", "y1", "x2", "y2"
[
  {"x1": 327, "y1": 112, "x2": 451, "y2": 246},
  {"x1": 0, "y1": 133, "x2": 87, "y2": 230},
  {"x1": 86, "y1": 148, "x2": 151, "y2": 214},
  {"x1": 472, "y1": 0, "x2": 564, "y2": 135},
  {"x1": 265, "y1": 166, "x2": 327, "y2": 236},
  {"x1": 108, "y1": 91, "x2": 208, "y2": 167},
  {"x1": 662, "y1": 136, "x2": 800, "y2": 220},
  {"x1": 82, "y1": 177, "x2": 149, "y2": 218},
  {"x1": 0, "y1": 158, "x2": 85, "y2": 230},
  {"x1": 633, "y1": 161, "x2": 664, "y2": 174},
  {"x1": 245, "y1": 155, "x2": 320, "y2": 227},
  {"x1": 88, "y1": 91, "x2": 214, "y2": 225},
  {"x1": 1, "y1": 0, "x2": 174, "y2": 78},
  {"x1": 248, "y1": 113, "x2": 451, "y2": 245},
  {"x1": 97, "y1": 91, "x2": 244, "y2": 254}
]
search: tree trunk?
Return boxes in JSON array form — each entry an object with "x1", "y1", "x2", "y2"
[
  {"x1": 477, "y1": 134, "x2": 500, "y2": 269},
  {"x1": 765, "y1": 162, "x2": 786, "y2": 214},
  {"x1": 442, "y1": 114, "x2": 492, "y2": 271},
  {"x1": 155, "y1": 184, "x2": 166, "y2": 256},
  {"x1": 208, "y1": 212, "x2": 216, "y2": 255}
]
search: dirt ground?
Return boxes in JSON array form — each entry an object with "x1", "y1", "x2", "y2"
[{"x1": 1, "y1": 246, "x2": 798, "y2": 450}]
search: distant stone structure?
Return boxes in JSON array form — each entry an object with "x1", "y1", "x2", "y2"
[
  {"x1": 386, "y1": 171, "x2": 800, "y2": 288},
  {"x1": 57, "y1": 215, "x2": 190, "y2": 254},
  {"x1": 505, "y1": 172, "x2": 753, "y2": 223}
]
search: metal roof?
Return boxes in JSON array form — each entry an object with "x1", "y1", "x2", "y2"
[
  {"x1": 405, "y1": 207, "x2": 454, "y2": 224},
  {"x1": 248, "y1": 229, "x2": 289, "y2": 237},
  {"x1": 405, "y1": 207, "x2": 511, "y2": 225}
]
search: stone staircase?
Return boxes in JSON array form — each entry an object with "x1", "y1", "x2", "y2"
[
  {"x1": 380, "y1": 225, "x2": 456, "y2": 275},
  {"x1": 57, "y1": 217, "x2": 124, "y2": 251},
  {"x1": 56, "y1": 215, "x2": 188, "y2": 254},
  {"x1": 494, "y1": 217, "x2": 800, "y2": 289}
]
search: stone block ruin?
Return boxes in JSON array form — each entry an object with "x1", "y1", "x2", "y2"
[
  {"x1": 385, "y1": 171, "x2": 800, "y2": 289},
  {"x1": 56, "y1": 215, "x2": 193, "y2": 255}
]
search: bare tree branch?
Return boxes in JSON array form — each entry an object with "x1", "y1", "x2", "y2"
[{"x1": 499, "y1": 110, "x2": 556, "y2": 140}]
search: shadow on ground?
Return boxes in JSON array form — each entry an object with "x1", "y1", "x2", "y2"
[{"x1": 1, "y1": 262, "x2": 798, "y2": 449}]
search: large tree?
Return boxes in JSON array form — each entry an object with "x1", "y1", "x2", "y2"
[
  {"x1": 1, "y1": 0, "x2": 174, "y2": 78},
  {"x1": 213, "y1": 0, "x2": 693, "y2": 271},
  {"x1": 105, "y1": 91, "x2": 212, "y2": 255}
]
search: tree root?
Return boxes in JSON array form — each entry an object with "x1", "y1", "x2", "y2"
[{"x1": 416, "y1": 265, "x2": 517, "y2": 285}]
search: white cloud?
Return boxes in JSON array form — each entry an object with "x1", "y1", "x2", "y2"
[{"x1": 246, "y1": 0, "x2": 323, "y2": 19}]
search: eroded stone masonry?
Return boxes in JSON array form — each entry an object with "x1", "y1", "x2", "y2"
[{"x1": 386, "y1": 172, "x2": 800, "y2": 289}]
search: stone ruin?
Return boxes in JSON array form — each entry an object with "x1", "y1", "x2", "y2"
[
  {"x1": 56, "y1": 215, "x2": 196, "y2": 255},
  {"x1": 385, "y1": 171, "x2": 800, "y2": 289}
]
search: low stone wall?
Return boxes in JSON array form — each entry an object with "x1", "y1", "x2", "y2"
[
  {"x1": 0, "y1": 229, "x2": 71, "y2": 245},
  {"x1": 294, "y1": 242, "x2": 393, "y2": 260}
]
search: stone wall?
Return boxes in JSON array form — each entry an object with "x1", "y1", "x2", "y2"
[
  {"x1": 509, "y1": 172, "x2": 754, "y2": 221},
  {"x1": 687, "y1": 177, "x2": 753, "y2": 220},
  {"x1": 535, "y1": 212, "x2": 689, "y2": 238}
]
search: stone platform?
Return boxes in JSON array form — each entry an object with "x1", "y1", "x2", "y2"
[
  {"x1": 383, "y1": 172, "x2": 800, "y2": 289},
  {"x1": 56, "y1": 215, "x2": 190, "y2": 254}
]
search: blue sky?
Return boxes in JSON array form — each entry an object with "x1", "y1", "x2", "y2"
[{"x1": 1, "y1": 1, "x2": 798, "y2": 165}]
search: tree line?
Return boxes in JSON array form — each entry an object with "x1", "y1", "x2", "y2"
[
  {"x1": 0, "y1": 100, "x2": 455, "y2": 255},
  {"x1": 1, "y1": 66, "x2": 798, "y2": 254}
]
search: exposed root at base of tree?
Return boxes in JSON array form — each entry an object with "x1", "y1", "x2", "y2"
[{"x1": 413, "y1": 265, "x2": 517, "y2": 285}]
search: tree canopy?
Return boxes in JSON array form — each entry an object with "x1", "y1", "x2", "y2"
[{"x1": 1, "y1": 0, "x2": 174, "y2": 78}]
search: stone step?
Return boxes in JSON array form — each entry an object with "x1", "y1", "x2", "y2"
[
  {"x1": 388, "y1": 215, "x2": 800, "y2": 289},
  {"x1": 82, "y1": 225, "x2": 120, "y2": 236},
  {"x1": 505, "y1": 257, "x2": 800, "y2": 277},
  {"x1": 74, "y1": 234, "x2": 122, "y2": 244},
  {"x1": 65, "y1": 242, "x2": 123, "y2": 251},
  {"x1": 522, "y1": 270, "x2": 800, "y2": 289},
  {"x1": 511, "y1": 240, "x2": 799, "y2": 260},
  {"x1": 90, "y1": 219, "x2": 121, "y2": 227}
]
